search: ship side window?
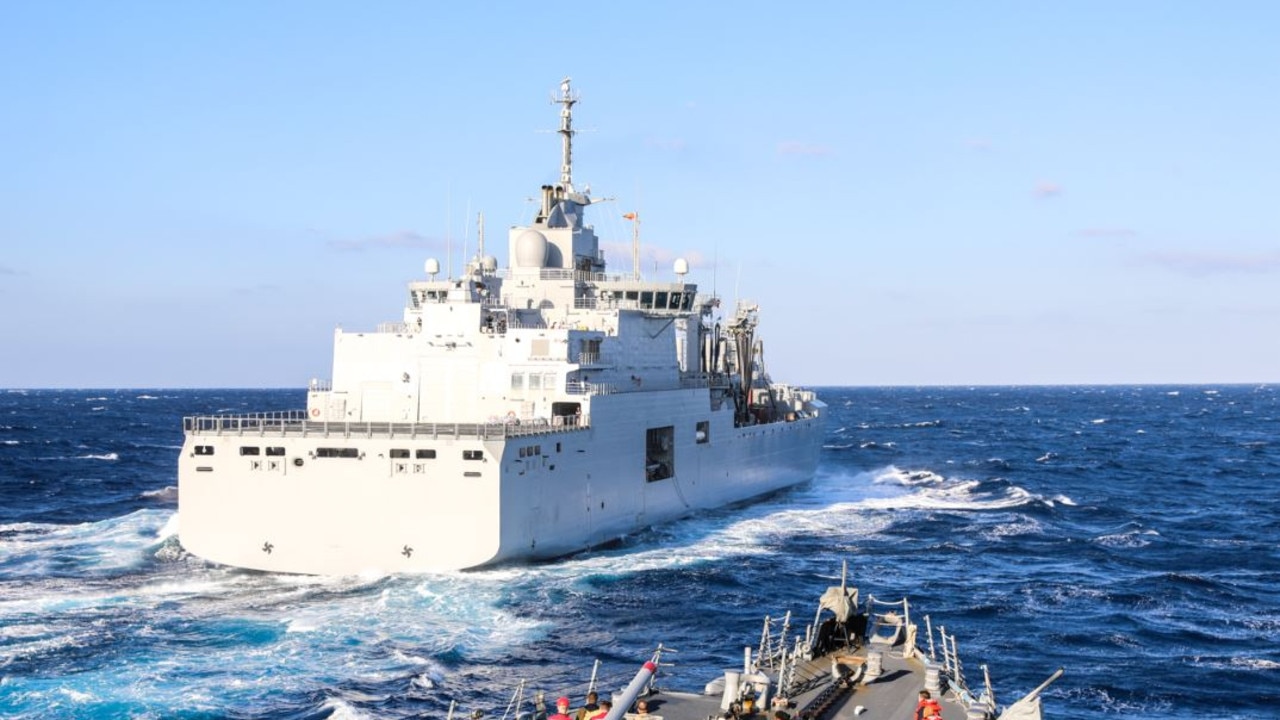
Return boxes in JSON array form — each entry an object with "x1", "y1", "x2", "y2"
[
  {"x1": 696, "y1": 420, "x2": 710, "y2": 444},
  {"x1": 239, "y1": 446, "x2": 261, "y2": 456},
  {"x1": 265, "y1": 446, "x2": 285, "y2": 456},
  {"x1": 416, "y1": 449, "x2": 437, "y2": 459},
  {"x1": 528, "y1": 374, "x2": 542, "y2": 390},
  {"x1": 194, "y1": 445, "x2": 214, "y2": 456},
  {"x1": 511, "y1": 373, "x2": 524, "y2": 392},
  {"x1": 390, "y1": 448, "x2": 410, "y2": 459},
  {"x1": 625, "y1": 291, "x2": 639, "y2": 302},
  {"x1": 645, "y1": 426, "x2": 675, "y2": 482},
  {"x1": 316, "y1": 447, "x2": 360, "y2": 459},
  {"x1": 655, "y1": 291, "x2": 668, "y2": 310},
  {"x1": 668, "y1": 292, "x2": 681, "y2": 309},
  {"x1": 463, "y1": 450, "x2": 484, "y2": 461},
  {"x1": 640, "y1": 291, "x2": 654, "y2": 308}
]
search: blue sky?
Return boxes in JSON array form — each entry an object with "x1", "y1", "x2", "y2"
[{"x1": 2, "y1": 2, "x2": 1277, "y2": 387}]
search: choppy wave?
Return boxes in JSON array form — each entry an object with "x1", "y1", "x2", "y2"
[{"x1": 1, "y1": 386, "x2": 1278, "y2": 720}]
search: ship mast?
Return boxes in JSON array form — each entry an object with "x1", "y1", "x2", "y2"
[{"x1": 555, "y1": 77, "x2": 578, "y2": 191}]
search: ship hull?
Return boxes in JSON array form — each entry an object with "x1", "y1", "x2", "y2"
[{"x1": 177, "y1": 389, "x2": 824, "y2": 575}]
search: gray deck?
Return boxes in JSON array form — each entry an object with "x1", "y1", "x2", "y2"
[{"x1": 634, "y1": 636, "x2": 974, "y2": 720}]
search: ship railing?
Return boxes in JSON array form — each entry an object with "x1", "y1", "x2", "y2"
[
  {"x1": 564, "y1": 381, "x2": 618, "y2": 396},
  {"x1": 495, "y1": 268, "x2": 637, "y2": 284},
  {"x1": 183, "y1": 410, "x2": 309, "y2": 434},
  {"x1": 184, "y1": 413, "x2": 591, "y2": 439}
]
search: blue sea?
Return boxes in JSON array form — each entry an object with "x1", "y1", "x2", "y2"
[{"x1": 2, "y1": 386, "x2": 1277, "y2": 719}]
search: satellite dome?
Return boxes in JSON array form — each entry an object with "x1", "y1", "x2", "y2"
[
  {"x1": 424, "y1": 258, "x2": 441, "y2": 276},
  {"x1": 674, "y1": 258, "x2": 689, "y2": 277},
  {"x1": 482, "y1": 255, "x2": 498, "y2": 272},
  {"x1": 514, "y1": 229, "x2": 549, "y2": 268}
]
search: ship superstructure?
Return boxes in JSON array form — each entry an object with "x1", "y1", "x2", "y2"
[{"x1": 178, "y1": 79, "x2": 826, "y2": 574}]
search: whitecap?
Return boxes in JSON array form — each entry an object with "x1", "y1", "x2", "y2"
[
  {"x1": 142, "y1": 485, "x2": 178, "y2": 502},
  {"x1": 155, "y1": 512, "x2": 180, "y2": 540},
  {"x1": 321, "y1": 697, "x2": 377, "y2": 720},
  {"x1": 59, "y1": 687, "x2": 96, "y2": 703},
  {"x1": 78, "y1": 452, "x2": 119, "y2": 461}
]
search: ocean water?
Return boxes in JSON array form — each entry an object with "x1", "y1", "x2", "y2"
[{"x1": 1, "y1": 386, "x2": 1277, "y2": 719}]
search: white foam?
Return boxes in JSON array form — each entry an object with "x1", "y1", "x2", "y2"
[
  {"x1": 322, "y1": 697, "x2": 377, "y2": 720},
  {"x1": 78, "y1": 452, "x2": 119, "y2": 461},
  {"x1": 142, "y1": 485, "x2": 178, "y2": 501},
  {"x1": 1094, "y1": 528, "x2": 1160, "y2": 548},
  {"x1": 59, "y1": 687, "x2": 96, "y2": 703},
  {"x1": 156, "y1": 512, "x2": 180, "y2": 540}
]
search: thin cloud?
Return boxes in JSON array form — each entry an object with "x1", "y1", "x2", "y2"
[
  {"x1": 965, "y1": 138, "x2": 993, "y2": 152},
  {"x1": 1135, "y1": 250, "x2": 1280, "y2": 276},
  {"x1": 0, "y1": 264, "x2": 27, "y2": 277},
  {"x1": 327, "y1": 231, "x2": 441, "y2": 252},
  {"x1": 1034, "y1": 181, "x2": 1063, "y2": 199},
  {"x1": 1076, "y1": 227, "x2": 1138, "y2": 238},
  {"x1": 777, "y1": 141, "x2": 834, "y2": 158}
]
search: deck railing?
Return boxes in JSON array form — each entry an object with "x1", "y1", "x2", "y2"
[{"x1": 184, "y1": 412, "x2": 589, "y2": 439}]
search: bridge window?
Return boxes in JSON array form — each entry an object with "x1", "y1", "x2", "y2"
[
  {"x1": 416, "y1": 449, "x2": 437, "y2": 459},
  {"x1": 265, "y1": 446, "x2": 285, "y2": 456},
  {"x1": 239, "y1": 446, "x2": 261, "y2": 456},
  {"x1": 316, "y1": 447, "x2": 360, "y2": 459},
  {"x1": 463, "y1": 450, "x2": 484, "y2": 461},
  {"x1": 194, "y1": 445, "x2": 214, "y2": 456},
  {"x1": 390, "y1": 448, "x2": 410, "y2": 459}
]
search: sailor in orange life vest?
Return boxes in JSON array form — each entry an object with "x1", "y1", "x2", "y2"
[
  {"x1": 549, "y1": 697, "x2": 574, "y2": 720},
  {"x1": 914, "y1": 690, "x2": 943, "y2": 720}
]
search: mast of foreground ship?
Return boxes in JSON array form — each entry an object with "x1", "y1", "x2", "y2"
[{"x1": 556, "y1": 76, "x2": 578, "y2": 191}]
